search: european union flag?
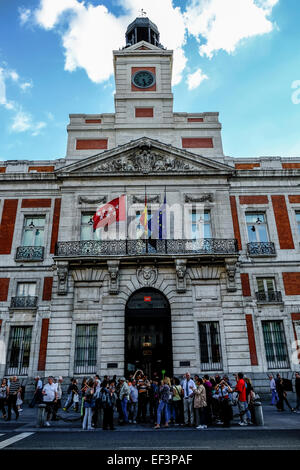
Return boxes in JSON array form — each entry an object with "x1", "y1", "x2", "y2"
[{"x1": 148, "y1": 194, "x2": 167, "y2": 240}]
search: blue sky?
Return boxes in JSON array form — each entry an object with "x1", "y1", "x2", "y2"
[{"x1": 0, "y1": 0, "x2": 300, "y2": 161}]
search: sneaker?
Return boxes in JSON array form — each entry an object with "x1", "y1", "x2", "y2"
[
  {"x1": 133, "y1": 420, "x2": 137, "y2": 424},
  {"x1": 45, "y1": 421, "x2": 50, "y2": 427},
  {"x1": 196, "y1": 425, "x2": 204, "y2": 429},
  {"x1": 129, "y1": 420, "x2": 132, "y2": 424},
  {"x1": 239, "y1": 422, "x2": 248, "y2": 426},
  {"x1": 203, "y1": 425, "x2": 208, "y2": 429}
]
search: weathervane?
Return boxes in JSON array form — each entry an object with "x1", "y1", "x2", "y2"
[{"x1": 139, "y1": 9, "x2": 147, "y2": 17}]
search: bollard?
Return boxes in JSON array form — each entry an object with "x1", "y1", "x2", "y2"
[
  {"x1": 36, "y1": 404, "x2": 46, "y2": 428},
  {"x1": 254, "y1": 401, "x2": 264, "y2": 426}
]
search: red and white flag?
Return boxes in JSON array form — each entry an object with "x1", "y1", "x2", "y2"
[{"x1": 93, "y1": 195, "x2": 126, "y2": 231}]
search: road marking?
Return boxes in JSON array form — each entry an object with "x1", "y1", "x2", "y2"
[
  {"x1": 0, "y1": 432, "x2": 34, "y2": 449},
  {"x1": 118, "y1": 447, "x2": 211, "y2": 450}
]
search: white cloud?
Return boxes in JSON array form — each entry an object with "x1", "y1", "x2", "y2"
[
  {"x1": 187, "y1": 68, "x2": 208, "y2": 90},
  {"x1": 20, "y1": 81, "x2": 33, "y2": 91},
  {"x1": 184, "y1": 0, "x2": 279, "y2": 58},
  {"x1": 19, "y1": 7, "x2": 32, "y2": 25},
  {"x1": 0, "y1": 68, "x2": 15, "y2": 110},
  {"x1": 11, "y1": 110, "x2": 46, "y2": 136},
  {"x1": 28, "y1": 0, "x2": 279, "y2": 86}
]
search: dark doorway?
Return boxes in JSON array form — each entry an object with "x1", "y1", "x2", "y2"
[{"x1": 125, "y1": 288, "x2": 173, "y2": 379}]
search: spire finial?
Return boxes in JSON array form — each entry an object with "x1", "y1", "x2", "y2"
[{"x1": 138, "y1": 9, "x2": 147, "y2": 17}]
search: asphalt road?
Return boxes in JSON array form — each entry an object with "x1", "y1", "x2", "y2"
[{"x1": 0, "y1": 429, "x2": 299, "y2": 450}]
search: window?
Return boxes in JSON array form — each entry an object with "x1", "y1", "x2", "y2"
[
  {"x1": 262, "y1": 321, "x2": 289, "y2": 369},
  {"x1": 198, "y1": 322, "x2": 222, "y2": 371},
  {"x1": 6, "y1": 326, "x2": 32, "y2": 376},
  {"x1": 22, "y1": 216, "x2": 45, "y2": 246},
  {"x1": 80, "y1": 213, "x2": 100, "y2": 241},
  {"x1": 256, "y1": 278, "x2": 281, "y2": 302},
  {"x1": 296, "y1": 212, "x2": 300, "y2": 236},
  {"x1": 17, "y1": 282, "x2": 36, "y2": 297},
  {"x1": 246, "y1": 213, "x2": 269, "y2": 243},
  {"x1": 74, "y1": 324, "x2": 97, "y2": 374},
  {"x1": 190, "y1": 210, "x2": 211, "y2": 240}
]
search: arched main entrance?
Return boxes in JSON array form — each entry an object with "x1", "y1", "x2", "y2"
[{"x1": 125, "y1": 288, "x2": 173, "y2": 378}]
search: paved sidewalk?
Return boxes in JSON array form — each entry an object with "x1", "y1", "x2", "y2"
[{"x1": 0, "y1": 401, "x2": 299, "y2": 432}]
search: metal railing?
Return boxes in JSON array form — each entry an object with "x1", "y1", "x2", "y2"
[
  {"x1": 55, "y1": 238, "x2": 238, "y2": 257},
  {"x1": 255, "y1": 291, "x2": 283, "y2": 303},
  {"x1": 10, "y1": 296, "x2": 38, "y2": 309},
  {"x1": 247, "y1": 242, "x2": 276, "y2": 256},
  {"x1": 16, "y1": 246, "x2": 44, "y2": 261}
]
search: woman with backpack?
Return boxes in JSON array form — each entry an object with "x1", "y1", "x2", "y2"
[{"x1": 82, "y1": 378, "x2": 95, "y2": 430}]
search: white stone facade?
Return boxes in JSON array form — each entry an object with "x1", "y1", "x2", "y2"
[{"x1": 0, "y1": 21, "x2": 300, "y2": 395}]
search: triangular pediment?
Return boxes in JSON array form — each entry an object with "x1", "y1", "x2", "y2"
[
  {"x1": 56, "y1": 137, "x2": 234, "y2": 177},
  {"x1": 124, "y1": 40, "x2": 162, "y2": 51}
]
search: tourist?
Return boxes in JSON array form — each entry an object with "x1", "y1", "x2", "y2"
[
  {"x1": 129, "y1": 379, "x2": 138, "y2": 424},
  {"x1": 234, "y1": 372, "x2": 248, "y2": 426},
  {"x1": 192, "y1": 378, "x2": 208, "y2": 429},
  {"x1": 181, "y1": 372, "x2": 196, "y2": 426},
  {"x1": 119, "y1": 377, "x2": 130, "y2": 424},
  {"x1": 245, "y1": 377, "x2": 255, "y2": 424},
  {"x1": 63, "y1": 378, "x2": 78, "y2": 412},
  {"x1": 7, "y1": 375, "x2": 21, "y2": 421},
  {"x1": 216, "y1": 379, "x2": 233, "y2": 427},
  {"x1": 29, "y1": 376, "x2": 43, "y2": 408},
  {"x1": 54, "y1": 376, "x2": 63, "y2": 419},
  {"x1": 203, "y1": 375, "x2": 213, "y2": 425},
  {"x1": 170, "y1": 377, "x2": 182, "y2": 425},
  {"x1": 154, "y1": 378, "x2": 170, "y2": 429},
  {"x1": 295, "y1": 372, "x2": 300, "y2": 411},
  {"x1": 149, "y1": 378, "x2": 159, "y2": 424},
  {"x1": 269, "y1": 375, "x2": 278, "y2": 405},
  {"x1": 137, "y1": 375, "x2": 149, "y2": 423},
  {"x1": 276, "y1": 377, "x2": 295, "y2": 412},
  {"x1": 102, "y1": 382, "x2": 117, "y2": 430},
  {"x1": 92, "y1": 375, "x2": 103, "y2": 428},
  {"x1": 0, "y1": 378, "x2": 8, "y2": 420},
  {"x1": 42, "y1": 376, "x2": 58, "y2": 427},
  {"x1": 82, "y1": 378, "x2": 95, "y2": 430}
]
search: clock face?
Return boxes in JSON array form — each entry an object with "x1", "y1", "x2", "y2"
[{"x1": 132, "y1": 70, "x2": 155, "y2": 89}]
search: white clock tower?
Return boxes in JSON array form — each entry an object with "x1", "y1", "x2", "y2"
[{"x1": 113, "y1": 17, "x2": 174, "y2": 128}]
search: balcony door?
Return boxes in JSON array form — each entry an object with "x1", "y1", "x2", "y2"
[{"x1": 125, "y1": 288, "x2": 173, "y2": 378}]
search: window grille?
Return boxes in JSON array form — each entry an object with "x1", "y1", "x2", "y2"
[
  {"x1": 6, "y1": 326, "x2": 32, "y2": 376},
  {"x1": 199, "y1": 322, "x2": 222, "y2": 371},
  {"x1": 74, "y1": 324, "x2": 98, "y2": 374},
  {"x1": 262, "y1": 321, "x2": 289, "y2": 369}
]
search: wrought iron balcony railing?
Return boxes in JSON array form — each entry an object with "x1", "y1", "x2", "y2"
[
  {"x1": 10, "y1": 296, "x2": 38, "y2": 309},
  {"x1": 55, "y1": 238, "x2": 238, "y2": 257},
  {"x1": 247, "y1": 242, "x2": 276, "y2": 256},
  {"x1": 16, "y1": 246, "x2": 44, "y2": 261},
  {"x1": 255, "y1": 291, "x2": 283, "y2": 303}
]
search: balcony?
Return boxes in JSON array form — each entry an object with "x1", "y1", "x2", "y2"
[
  {"x1": 10, "y1": 296, "x2": 38, "y2": 309},
  {"x1": 255, "y1": 291, "x2": 283, "y2": 303},
  {"x1": 15, "y1": 246, "x2": 44, "y2": 261},
  {"x1": 55, "y1": 238, "x2": 238, "y2": 259},
  {"x1": 247, "y1": 242, "x2": 276, "y2": 257}
]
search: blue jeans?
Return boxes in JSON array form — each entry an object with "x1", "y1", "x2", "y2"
[
  {"x1": 157, "y1": 400, "x2": 169, "y2": 425},
  {"x1": 271, "y1": 389, "x2": 278, "y2": 405},
  {"x1": 121, "y1": 397, "x2": 129, "y2": 423},
  {"x1": 238, "y1": 401, "x2": 248, "y2": 424}
]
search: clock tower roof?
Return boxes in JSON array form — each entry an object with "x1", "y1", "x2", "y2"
[{"x1": 125, "y1": 17, "x2": 164, "y2": 49}]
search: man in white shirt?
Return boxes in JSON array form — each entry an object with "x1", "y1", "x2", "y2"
[
  {"x1": 42, "y1": 376, "x2": 58, "y2": 426},
  {"x1": 269, "y1": 375, "x2": 278, "y2": 405},
  {"x1": 181, "y1": 372, "x2": 196, "y2": 426}
]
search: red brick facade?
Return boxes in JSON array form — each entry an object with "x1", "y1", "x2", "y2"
[
  {"x1": 76, "y1": 139, "x2": 108, "y2": 150},
  {"x1": 28, "y1": 166, "x2": 54, "y2": 172},
  {"x1": 135, "y1": 108, "x2": 154, "y2": 118},
  {"x1": 0, "y1": 278, "x2": 9, "y2": 301},
  {"x1": 187, "y1": 118, "x2": 204, "y2": 122},
  {"x1": 0, "y1": 167, "x2": 6, "y2": 173},
  {"x1": 182, "y1": 138, "x2": 213, "y2": 148},
  {"x1": 21, "y1": 199, "x2": 52, "y2": 208},
  {"x1": 271, "y1": 195, "x2": 294, "y2": 249},
  {"x1": 245, "y1": 314, "x2": 259, "y2": 366},
  {"x1": 0, "y1": 199, "x2": 18, "y2": 255},
  {"x1": 241, "y1": 273, "x2": 251, "y2": 297},
  {"x1": 42, "y1": 277, "x2": 53, "y2": 301},
  {"x1": 283, "y1": 273, "x2": 300, "y2": 295},
  {"x1": 235, "y1": 163, "x2": 260, "y2": 170},
  {"x1": 230, "y1": 196, "x2": 242, "y2": 250},
  {"x1": 50, "y1": 198, "x2": 61, "y2": 254},
  {"x1": 282, "y1": 163, "x2": 300, "y2": 169},
  {"x1": 239, "y1": 195, "x2": 268, "y2": 204},
  {"x1": 37, "y1": 319, "x2": 50, "y2": 371},
  {"x1": 85, "y1": 119, "x2": 102, "y2": 124},
  {"x1": 288, "y1": 195, "x2": 300, "y2": 204}
]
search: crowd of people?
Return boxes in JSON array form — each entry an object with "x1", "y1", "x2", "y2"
[
  {"x1": 269, "y1": 372, "x2": 300, "y2": 412},
  {"x1": 1, "y1": 370, "x2": 299, "y2": 430}
]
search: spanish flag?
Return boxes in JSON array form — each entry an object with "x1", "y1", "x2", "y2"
[{"x1": 139, "y1": 193, "x2": 148, "y2": 238}]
